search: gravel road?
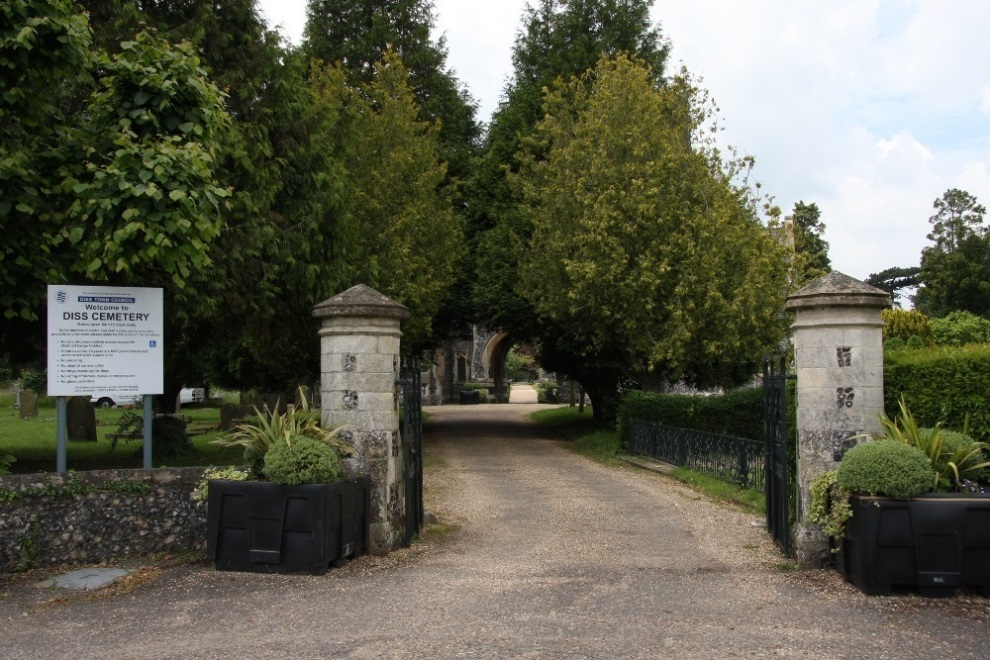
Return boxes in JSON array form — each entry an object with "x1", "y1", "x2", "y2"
[{"x1": 3, "y1": 402, "x2": 988, "y2": 659}]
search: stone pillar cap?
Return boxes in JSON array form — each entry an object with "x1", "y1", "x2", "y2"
[
  {"x1": 312, "y1": 284, "x2": 411, "y2": 320},
  {"x1": 784, "y1": 271, "x2": 891, "y2": 311}
]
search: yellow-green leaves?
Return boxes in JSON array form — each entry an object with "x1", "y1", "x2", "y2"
[{"x1": 514, "y1": 54, "x2": 787, "y2": 386}]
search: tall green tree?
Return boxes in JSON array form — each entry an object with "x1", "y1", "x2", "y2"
[
  {"x1": 303, "y1": 0, "x2": 479, "y2": 181},
  {"x1": 470, "y1": 0, "x2": 670, "y2": 334},
  {"x1": 789, "y1": 201, "x2": 830, "y2": 287},
  {"x1": 866, "y1": 266, "x2": 920, "y2": 308},
  {"x1": 513, "y1": 56, "x2": 788, "y2": 416},
  {"x1": 916, "y1": 189, "x2": 990, "y2": 318},
  {"x1": 311, "y1": 51, "x2": 465, "y2": 349}
]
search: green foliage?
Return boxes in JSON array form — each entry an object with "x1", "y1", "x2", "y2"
[
  {"x1": 263, "y1": 435, "x2": 340, "y2": 486},
  {"x1": 213, "y1": 390, "x2": 351, "y2": 474},
  {"x1": 882, "y1": 308, "x2": 934, "y2": 346},
  {"x1": 506, "y1": 348, "x2": 537, "y2": 382},
  {"x1": 469, "y1": 0, "x2": 670, "y2": 344},
  {"x1": 866, "y1": 266, "x2": 921, "y2": 308},
  {"x1": 788, "y1": 201, "x2": 831, "y2": 288},
  {"x1": 930, "y1": 310, "x2": 990, "y2": 346},
  {"x1": 65, "y1": 31, "x2": 230, "y2": 287},
  {"x1": 18, "y1": 367, "x2": 46, "y2": 393},
  {"x1": 0, "y1": 473, "x2": 149, "y2": 504},
  {"x1": 108, "y1": 411, "x2": 144, "y2": 452},
  {"x1": 617, "y1": 388, "x2": 768, "y2": 442},
  {"x1": 915, "y1": 188, "x2": 990, "y2": 318},
  {"x1": 877, "y1": 398, "x2": 990, "y2": 491},
  {"x1": 807, "y1": 470, "x2": 852, "y2": 542},
  {"x1": 151, "y1": 415, "x2": 193, "y2": 459},
  {"x1": 514, "y1": 56, "x2": 788, "y2": 389},
  {"x1": 0, "y1": 3, "x2": 231, "y2": 321},
  {"x1": 192, "y1": 465, "x2": 251, "y2": 504},
  {"x1": 303, "y1": 0, "x2": 479, "y2": 182},
  {"x1": 0, "y1": 453, "x2": 15, "y2": 475},
  {"x1": 884, "y1": 345, "x2": 990, "y2": 442},
  {"x1": 314, "y1": 50, "x2": 464, "y2": 348},
  {"x1": 533, "y1": 381, "x2": 559, "y2": 404},
  {"x1": 671, "y1": 467, "x2": 766, "y2": 515},
  {"x1": 836, "y1": 440, "x2": 934, "y2": 499}
]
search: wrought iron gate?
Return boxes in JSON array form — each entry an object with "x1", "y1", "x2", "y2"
[
  {"x1": 400, "y1": 358, "x2": 424, "y2": 547},
  {"x1": 763, "y1": 351, "x2": 793, "y2": 555}
]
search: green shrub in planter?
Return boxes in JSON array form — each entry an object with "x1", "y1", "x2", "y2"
[
  {"x1": 836, "y1": 441, "x2": 933, "y2": 500},
  {"x1": 213, "y1": 389, "x2": 351, "y2": 475},
  {"x1": 264, "y1": 435, "x2": 340, "y2": 486}
]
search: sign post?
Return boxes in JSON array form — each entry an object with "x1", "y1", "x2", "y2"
[{"x1": 47, "y1": 286, "x2": 164, "y2": 471}]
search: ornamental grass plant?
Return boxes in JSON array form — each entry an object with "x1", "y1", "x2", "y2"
[{"x1": 212, "y1": 388, "x2": 351, "y2": 476}]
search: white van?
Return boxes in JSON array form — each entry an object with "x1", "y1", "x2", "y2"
[{"x1": 90, "y1": 387, "x2": 205, "y2": 408}]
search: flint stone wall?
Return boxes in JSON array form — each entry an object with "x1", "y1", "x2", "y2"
[{"x1": 0, "y1": 468, "x2": 206, "y2": 573}]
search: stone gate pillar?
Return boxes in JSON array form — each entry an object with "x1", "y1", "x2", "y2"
[
  {"x1": 785, "y1": 272, "x2": 890, "y2": 567},
  {"x1": 313, "y1": 284, "x2": 409, "y2": 555}
]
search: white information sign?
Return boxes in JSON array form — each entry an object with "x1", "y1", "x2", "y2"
[{"x1": 47, "y1": 285, "x2": 164, "y2": 397}]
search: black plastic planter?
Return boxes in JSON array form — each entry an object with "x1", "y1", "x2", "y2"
[
  {"x1": 207, "y1": 478, "x2": 370, "y2": 575},
  {"x1": 837, "y1": 493, "x2": 990, "y2": 596}
]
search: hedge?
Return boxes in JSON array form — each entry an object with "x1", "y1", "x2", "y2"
[
  {"x1": 884, "y1": 345, "x2": 990, "y2": 442},
  {"x1": 616, "y1": 346, "x2": 990, "y2": 447},
  {"x1": 617, "y1": 387, "x2": 773, "y2": 442}
]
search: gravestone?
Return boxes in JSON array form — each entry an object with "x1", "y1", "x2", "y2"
[
  {"x1": 17, "y1": 389, "x2": 38, "y2": 419},
  {"x1": 66, "y1": 396, "x2": 97, "y2": 442},
  {"x1": 219, "y1": 403, "x2": 244, "y2": 431},
  {"x1": 239, "y1": 391, "x2": 263, "y2": 413},
  {"x1": 262, "y1": 393, "x2": 287, "y2": 415}
]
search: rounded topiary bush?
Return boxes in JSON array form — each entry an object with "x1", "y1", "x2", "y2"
[
  {"x1": 263, "y1": 435, "x2": 339, "y2": 486},
  {"x1": 837, "y1": 440, "x2": 934, "y2": 499}
]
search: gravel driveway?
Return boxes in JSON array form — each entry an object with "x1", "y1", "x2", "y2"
[{"x1": 3, "y1": 402, "x2": 988, "y2": 659}]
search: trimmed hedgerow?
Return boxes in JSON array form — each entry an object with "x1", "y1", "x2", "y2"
[
  {"x1": 263, "y1": 435, "x2": 340, "y2": 486},
  {"x1": 884, "y1": 345, "x2": 990, "y2": 442},
  {"x1": 617, "y1": 386, "x2": 788, "y2": 442},
  {"x1": 836, "y1": 440, "x2": 934, "y2": 499}
]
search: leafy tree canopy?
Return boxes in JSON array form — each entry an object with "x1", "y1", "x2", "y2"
[
  {"x1": 1, "y1": 1, "x2": 230, "y2": 324},
  {"x1": 866, "y1": 266, "x2": 920, "y2": 308},
  {"x1": 512, "y1": 55, "x2": 788, "y2": 390},
  {"x1": 789, "y1": 200, "x2": 830, "y2": 287},
  {"x1": 916, "y1": 188, "x2": 990, "y2": 318}
]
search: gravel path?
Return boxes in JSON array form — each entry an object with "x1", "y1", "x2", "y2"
[{"x1": 2, "y1": 403, "x2": 988, "y2": 659}]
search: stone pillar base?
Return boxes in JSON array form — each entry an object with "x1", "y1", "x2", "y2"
[{"x1": 794, "y1": 522, "x2": 831, "y2": 569}]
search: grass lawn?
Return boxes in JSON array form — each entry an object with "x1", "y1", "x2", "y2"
[
  {"x1": 529, "y1": 404, "x2": 765, "y2": 515},
  {"x1": 0, "y1": 392, "x2": 244, "y2": 474}
]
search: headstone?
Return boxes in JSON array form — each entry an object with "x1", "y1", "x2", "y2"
[
  {"x1": 66, "y1": 396, "x2": 97, "y2": 442},
  {"x1": 219, "y1": 403, "x2": 244, "y2": 431},
  {"x1": 17, "y1": 388, "x2": 38, "y2": 419},
  {"x1": 240, "y1": 390, "x2": 263, "y2": 413},
  {"x1": 262, "y1": 392, "x2": 287, "y2": 415}
]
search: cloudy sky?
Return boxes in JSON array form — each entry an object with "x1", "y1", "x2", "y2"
[{"x1": 257, "y1": 1, "x2": 990, "y2": 282}]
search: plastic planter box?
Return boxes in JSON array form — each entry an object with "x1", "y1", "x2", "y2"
[
  {"x1": 207, "y1": 478, "x2": 370, "y2": 575},
  {"x1": 837, "y1": 493, "x2": 990, "y2": 596}
]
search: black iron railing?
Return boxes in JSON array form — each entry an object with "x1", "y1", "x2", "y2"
[
  {"x1": 399, "y1": 358, "x2": 424, "y2": 547},
  {"x1": 626, "y1": 419, "x2": 765, "y2": 491}
]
